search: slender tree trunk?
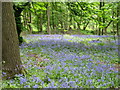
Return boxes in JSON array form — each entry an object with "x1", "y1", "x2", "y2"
[
  {"x1": 39, "y1": 12, "x2": 43, "y2": 32},
  {"x1": 77, "y1": 22, "x2": 81, "y2": 30},
  {"x1": 112, "y1": 10, "x2": 115, "y2": 35},
  {"x1": 96, "y1": 22, "x2": 98, "y2": 35},
  {"x1": 28, "y1": 4, "x2": 32, "y2": 33},
  {"x1": 52, "y1": 3, "x2": 55, "y2": 31},
  {"x1": 104, "y1": 20, "x2": 113, "y2": 34},
  {"x1": 102, "y1": 2, "x2": 105, "y2": 35},
  {"x1": 23, "y1": 11, "x2": 26, "y2": 28},
  {"x1": 47, "y1": 3, "x2": 51, "y2": 34},
  {"x1": 27, "y1": 10, "x2": 32, "y2": 33},
  {"x1": 98, "y1": 1, "x2": 102, "y2": 35},
  {"x1": 83, "y1": 21, "x2": 89, "y2": 30},
  {"x1": 2, "y1": 2, "x2": 25, "y2": 80},
  {"x1": 68, "y1": 16, "x2": 72, "y2": 31},
  {"x1": 26, "y1": 11, "x2": 30, "y2": 31},
  {"x1": 116, "y1": 2, "x2": 120, "y2": 36}
]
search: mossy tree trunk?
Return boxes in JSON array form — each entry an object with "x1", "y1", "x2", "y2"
[{"x1": 2, "y1": 2, "x2": 24, "y2": 80}]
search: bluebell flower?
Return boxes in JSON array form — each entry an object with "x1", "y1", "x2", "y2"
[
  {"x1": 57, "y1": 66, "x2": 61, "y2": 70},
  {"x1": 24, "y1": 85, "x2": 30, "y2": 88},
  {"x1": 15, "y1": 74, "x2": 23, "y2": 77},
  {"x1": 60, "y1": 82, "x2": 69, "y2": 88},
  {"x1": 87, "y1": 79, "x2": 92, "y2": 83},
  {"x1": 33, "y1": 85, "x2": 39, "y2": 88},
  {"x1": 10, "y1": 80, "x2": 14, "y2": 83},
  {"x1": 69, "y1": 81, "x2": 76, "y2": 87},
  {"x1": 2, "y1": 72, "x2": 6, "y2": 75},
  {"x1": 80, "y1": 55, "x2": 91, "y2": 59},
  {"x1": 97, "y1": 79, "x2": 101, "y2": 82},
  {"x1": 20, "y1": 77, "x2": 27, "y2": 84},
  {"x1": 90, "y1": 86, "x2": 94, "y2": 88}
]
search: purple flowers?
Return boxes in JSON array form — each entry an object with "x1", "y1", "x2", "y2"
[
  {"x1": 20, "y1": 77, "x2": 27, "y2": 84},
  {"x1": 24, "y1": 85, "x2": 30, "y2": 88},
  {"x1": 16, "y1": 34, "x2": 118, "y2": 88},
  {"x1": 33, "y1": 85, "x2": 39, "y2": 88},
  {"x1": 88, "y1": 39, "x2": 102, "y2": 43}
]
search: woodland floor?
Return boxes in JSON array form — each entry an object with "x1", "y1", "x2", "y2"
[{"x1": 2, "y1": 34, "x2": 119, "y2": 88}]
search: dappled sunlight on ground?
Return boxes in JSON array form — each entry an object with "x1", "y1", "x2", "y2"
[{"x1": 2, "y1": 34, "x2": 119, "y2": 88}]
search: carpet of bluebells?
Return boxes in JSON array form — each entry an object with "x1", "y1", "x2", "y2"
[{"x1": 2, "y1": 34, "x2": 119, "y2": 88}]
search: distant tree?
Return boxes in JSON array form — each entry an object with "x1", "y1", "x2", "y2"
[
  {"x1": 2, "y1": 2, "x2": 25, "y2": 80},
  {"x1": 46, "y1": 3, "x2": 51, "y2": 34},
  {"x1": 116, "y1": 2, "x2": 120, "y2": 36},
  {"x1": 31, "y1": 2, "x2": 46, "y2": 33}
]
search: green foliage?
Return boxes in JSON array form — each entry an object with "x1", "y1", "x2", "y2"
[
  {"x1": 2, "y1": 35, "x2": 119, "y2": 88},
  {"x1": 14, "y1": 2, "x2": 119, "y2": 35}
]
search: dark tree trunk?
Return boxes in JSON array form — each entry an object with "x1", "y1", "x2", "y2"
[
  {"x1": 77, "y1": 22, "x2": 81, "y2": 30},
  {"x1": 98, "y1": 1, "x2": 103, "y2": 35},
  {"x1": 104, "y1": 20, "x2": 113, "y2": 34},
  {"x1": 116, "y1": 2, "x2": 120, "y2": 36},
  {"x1": 13, "y1": 2, "x2": 29, "y2": 44},
  {"x1": 28, "y1": 10, "x2": 32, "y2": 33},
  {"x1": 13, "y1": 5, "x2": 23, "y2": 39},
  {"x1": 28, "y1": 3, "x2": 32, "y2": 33},
  {"x1": 83, "y1": 21, "x2": 89, "y2": 30},
  {"x1": 2, "y1": 2, "x2": 25, "y2": 80},
  {"x1": 102, "y1": 2, "x2": 105, "y2": 35}
]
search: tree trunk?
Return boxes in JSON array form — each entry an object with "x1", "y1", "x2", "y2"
[
  {"x1": 77, "y1": 22, "x2": 81, "y2": 30},
  {"x1": 112, "y1": 10, "x2": 115, "y2": 35},
  {"x1": 83, "y1": 21, "x2": 89, "y2": 30},
  {"x1": 101, "y1": 2, "x2": 105, "y2": 35},
  {"x1": 28, "y1": 4, "x2": 32, "y2": 33},
  {"x1": 98, "y1": 1, "x2": 103, "y2": 35},
  {"x1": 47, "y1": 3, "x2": 51, "y2": 34},
  {"x1": 104, "y1": 20, "x2": 113, "y2": 34},
  {"x1": 13, "y1": 4, "x2": 22, "y2": 37},
  {"x1": 13, "y1": 2, "x2": 29, "y2": 44},
  {"x1": 116, "y1": 2, "x2": 120, "y2": 36},
  {"x1": 2, "y1": 2, "x2": 25, "y2": 80},
  {"x1": 68, "y1": 16, "x2": 72, "y2": 31},
  {"x1": 23, "y1": 11, "x2": 27, "y2": 29},
  {"x1": 39, "y1": 12, "x2": 43, "y2": 32},
  {"x1": 52, "y1": 2, "x2": 55, "y2": 30}
]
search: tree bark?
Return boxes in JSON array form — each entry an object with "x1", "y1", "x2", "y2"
[
  {"x1": 28, "y1": 10, "x2": 32, "y2": 33},
  {"x1": 116, "y1": 2, "x2": 120, "y2": 36},
  {"x1": 2, "y1": 2, "x2": 24, "y2": 80},
  {"x1": 13, "y1": 2, "x2": 29, "y2": 44},
  {"x1": 39, "y1": 12, "x2": 43, "y2": 32},
  {"x1": 102, "y1": 2, "x2": 105, "y2": 35},
  {"x1": 112, "y1": 10, "x2": 115, "y2": 35},
  {"x1": 83, "y1": 21, "x2": 89, "y2": 30},
  {"x1": 47, "y1": 3, "x2": 51, "y2": 34},
  {"x1": 104, "y1": 20, "x2": 113, "y2": 34},
  {"x1": 98, "y1": 1, "x2": 104, "y2": 35}
]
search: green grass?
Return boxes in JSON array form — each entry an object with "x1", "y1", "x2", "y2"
[{"x1": 2, "y1": 34, "x2": 118, "y2": 88}]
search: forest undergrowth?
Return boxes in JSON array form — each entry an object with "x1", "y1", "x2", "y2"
[{"x1": 2, "y1": 34, "x2": 119, "y2": 88}]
